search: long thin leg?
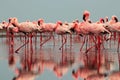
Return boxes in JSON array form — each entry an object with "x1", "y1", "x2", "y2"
[
  {"x1": 15, "y1": 35, "x2": 29, "y2": 53},
  {"x1": 97, "y1": 36, "x2": 101, "y2": 73},
  {"x1": 59, "y1": 35, "x2": 67, "y2": 50},
  {"x1": 70, "y1": 34, "x2": 72, "y2": 50},
  {"x1": 40, "y1": 33, "x2": 42, "y2": 44},
  {"x1": 40, "y1": 34, "x2": 52, "y2": 46},
  {"x1": 80, "y1": 36, "x2": 86, "y2": 51}
]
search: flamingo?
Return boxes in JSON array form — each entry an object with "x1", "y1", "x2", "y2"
[
  {"x1": 54, "y1": 21, "x2": 72, "y2": 50},
  {"x1": 73, "y1": 20, "x2": 111, "y2": 51},
  {"x1": 8, "y1": 17, "x2": 38, "y2": 53},
  {"x1": 8, "y1": 17, "x2": 38, "y2": 33},
  {"x1": 2, "y1": 21, "x2": 19, "y2": 46},
  {"x1": 105, "y1": 16, "x2": 120, "y2": 32},
  {"x1": 104, "y1": 16, "x2": 120, "y2": 51},
  {"x1": 37, "y1": 18, "x2": 56, "y2": 46},
  {"x1": 81, "y1": 10, "x2": 111, "y2": 38}
]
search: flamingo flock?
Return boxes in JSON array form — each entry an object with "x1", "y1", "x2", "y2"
[
  {"x1": 1, "y1": 10, "x2": 119, "y2": 80},
  {"x1": 0, "y1": 10, "x2": 120, "y2": 53}
]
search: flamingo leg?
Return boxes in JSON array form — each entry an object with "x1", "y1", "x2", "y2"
[
  {"x1": 40, "y1": 34, "x2": 52, "y2": 46},
  {"x1": 52, "y1": 33, "x2": 55, "y2": 46},
  {"x1": 6, "y1": 29, "x2": 9, "y2": 43},
  {"x1": 15, "y1": 35, "x2": 29, "y2": 53},
  {"x1": 97, "y1": 36, "x2": 101, "y2": 73},
  {"x1": 85, "y1": 35, "x2": 88, "y2": 51},
  {"x1": 59, "y1": 35, "x2": 67, "y2": 50},
  {"x1": 40, "y1": 33, "x2": 42, "y2": 44},
  {"x1": 80, "y1": 36, "x2": 86, "y2": 51},
  {"x1": 35, "y1": 33, "x2": 37, "y2": 53},
  {"x1": 70, "y1": 34, "x2": 72, "y2": 50}
]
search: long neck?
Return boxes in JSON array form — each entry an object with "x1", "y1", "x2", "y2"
[
  {"x1": 74, "y1": 23, "x2": 79, "y2": 29},
  {"x1": 54, "y1": 23, "x2": 59, "y2": 31},
  {"x1": 12, "y1": 20, "x2": 19, "y2": 27}
]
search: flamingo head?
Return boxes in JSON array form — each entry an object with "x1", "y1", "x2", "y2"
[
  {"x1": 100, "y1": 18, "x2": 105, "y2": 23},
  {"x1": 105, "y1": 16, "x2": 109, "y2": 22},
  {"x1": 9, "y1": 17, "x2": 17, "y2": 23},
  {"x1": 57, "y1": 21, "x2": 63, "y2": 26},
  {"x1": 72, "y1": 21, "x2": 79, "y2": 29},
  {"x1": 7, "y1": 17, "x2": 18, "y2": 28},
  {"x1": 103, "y1": 24, "x2": 112, "y2": 31},
  {"x1": 38, "y1": 19, "x2": 44, "y2": 25},
  {"x1": 112, "y1": 15, "x2": 118, "y2": 22},
  {"x1": 83, "y1": 10, "x2": 90, "y2": 21}
]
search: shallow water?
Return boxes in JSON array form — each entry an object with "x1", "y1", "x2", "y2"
[{"x1": 0, "y1": 33, "x2": 120, "y2": 80}]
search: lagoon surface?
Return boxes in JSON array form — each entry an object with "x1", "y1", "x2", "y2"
[{"x1": 0, "y1": 33, "x2": 120, "y2": 80}]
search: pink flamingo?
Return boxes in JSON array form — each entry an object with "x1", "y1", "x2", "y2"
[
  {"x1": 2, "y1": 21, "x2": 19, "y2": 46},
  {"x1": 104, "y1": 16, "x2": 120, "y2": 51},
  {"x1": 105, "y1": 15, "x2": 120, "y2": 32},
  {"x1": 61, "y1": 21, "x2": 75, "y2": 48},
  {"x1": 73, "y1": 20, "x2": 111, "y2": 51},
  {"x1": 54, "y1": 21, "x2": 72, "y2": 50},
  {"x1": 8, "y1": 17, "x2": 38, "y2": 53},
  {"x1": 37, "y1": 19, "x2": 56, "y2": 46},
  {"x1": 8, "y1": 17, "x2": 38, "y2": 33}
]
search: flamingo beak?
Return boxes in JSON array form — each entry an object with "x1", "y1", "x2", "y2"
[
  {"x1": 38, "y1": 21, "x2": 40, "y2": 26},
  {"x1": 83, "y1": 14, "x2": 86, "y2": 21},
  {"x1": 114, "y1": 17, "x2": 118, "y2": 22}
]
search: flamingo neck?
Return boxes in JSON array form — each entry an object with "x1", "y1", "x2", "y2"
[
  {"x1": 38, "y1": 21, "x2": 40, "y2": 26},
  {"x1": 54, "y1": 23, "x2": 59, "y2": 31},
  {"x1": 74, "y1": 23, "x2": 79, "y2": 29},
  {"x1": 12, "y1": 21, "x2": 19, "y2": 28}
]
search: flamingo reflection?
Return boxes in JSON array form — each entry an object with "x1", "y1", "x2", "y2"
[{"x1": 72, "y1": 50, "x2": 119, "y2": 80}]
